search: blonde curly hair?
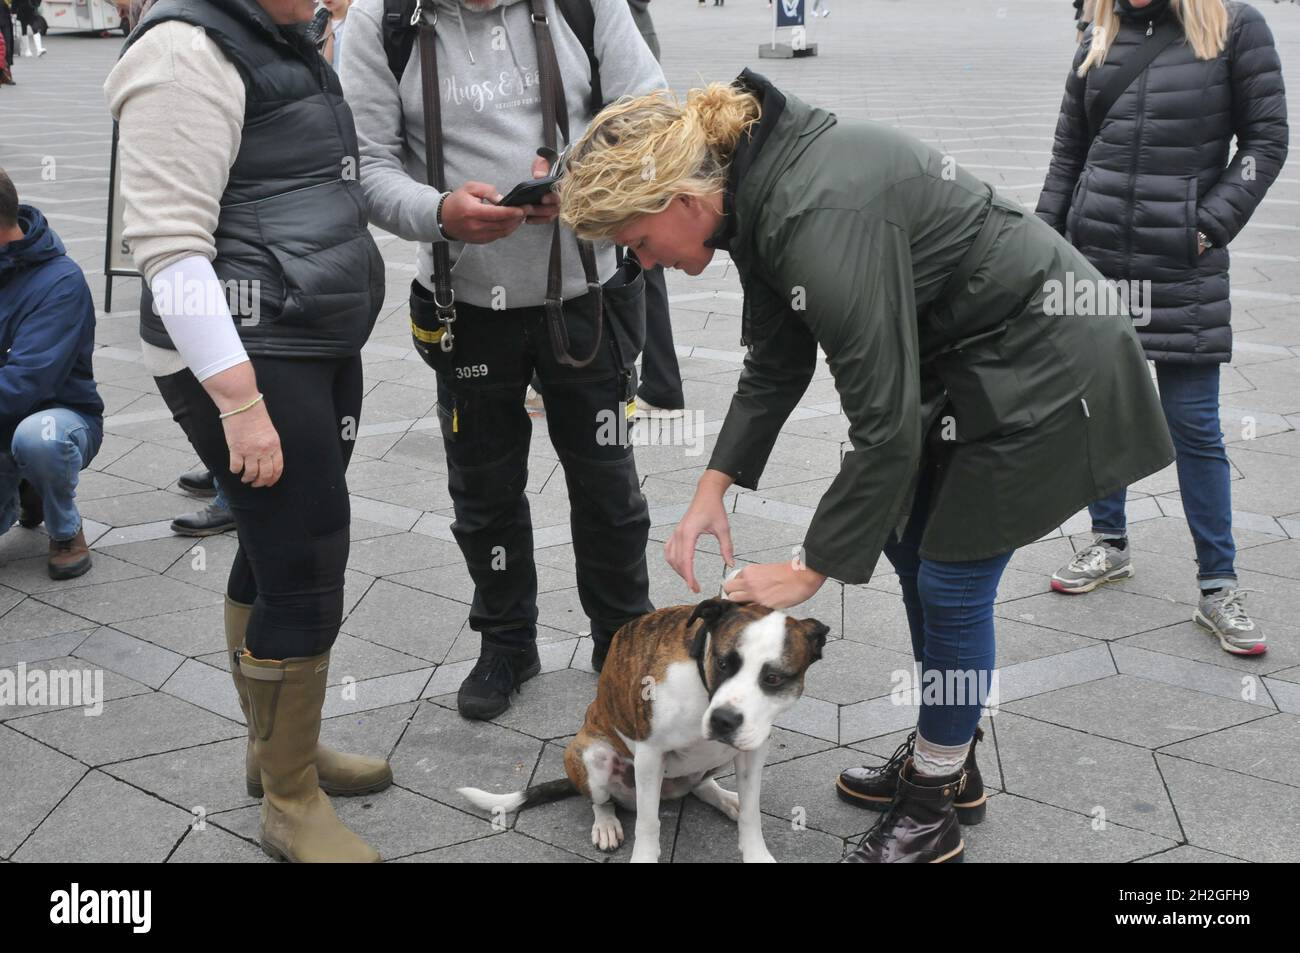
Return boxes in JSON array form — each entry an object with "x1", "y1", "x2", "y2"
[{"x1": 558, "y1": 83, "x2": 762, "y2": 242}]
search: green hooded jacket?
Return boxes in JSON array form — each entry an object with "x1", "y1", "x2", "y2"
[{"x1": 706, "y1": 71, "x2": 1175, "y2": 584}]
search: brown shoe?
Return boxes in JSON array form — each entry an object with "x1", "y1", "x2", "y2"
[
  {"x1": 842, "y1": 759, "x2": 965, "y2": 864},
  {"x1": 224, "y1": 598, "x2": 393, "y2": 798},
  {"x1": 48, "y1": 527, "x2": 91, "y2": 580}
]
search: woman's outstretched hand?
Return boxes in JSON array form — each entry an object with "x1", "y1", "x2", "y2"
[
  {"x1": 666, "y1": 470, "x2": 736, "y2": 593},
  {"x1": 722, "y1": 561, "x2": 827, "y2": 610}
]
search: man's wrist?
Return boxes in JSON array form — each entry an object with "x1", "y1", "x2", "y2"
[{"x1": 435, "y1": 190, "x2": 452, "y2": 241}]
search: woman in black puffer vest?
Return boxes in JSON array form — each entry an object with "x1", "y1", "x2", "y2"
[{"x1": 1037, "y1": 0, "x2": 1288, "y2": 656}]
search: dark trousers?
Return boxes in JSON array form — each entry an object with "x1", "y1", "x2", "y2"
[
  {"x1": 156, "y1": 355, "x2": 362, "y2": 659},
  {"x1": 637, "y1": 264, "x2": 684, "y2": 410},
  {"x1": 418, "y1": 284, "x2": 653, "y2": 649}
]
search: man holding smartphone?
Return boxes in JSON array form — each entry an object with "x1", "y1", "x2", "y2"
[{"x1": 339, "y1": 0, "x2": 665, "y2": 720}]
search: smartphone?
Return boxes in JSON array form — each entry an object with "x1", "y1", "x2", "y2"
[{"x1": 496, "y1": 175, "x2": 558, "y2": 208}]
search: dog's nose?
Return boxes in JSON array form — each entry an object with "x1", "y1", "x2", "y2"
[{"x1": 709, "y1": 707, "x2": 743, "y2": 739}]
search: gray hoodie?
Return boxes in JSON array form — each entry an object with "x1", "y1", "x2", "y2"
[{"x1": 339, "y1": 0, "x2": 665, "y2": 309}]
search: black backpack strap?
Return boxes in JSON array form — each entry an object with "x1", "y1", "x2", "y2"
[
  {"x1": 382, "y1": 0, "x2": 419, "y2": 83},
  {"x1": 556, "y1": 0, "x2": 601, "y2": 116},
  {"x1": 1085, "y1": 18, "x2": 1181, "y2": 141}
]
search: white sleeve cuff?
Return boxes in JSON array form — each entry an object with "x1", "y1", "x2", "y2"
[{"x1": 148, "y1": 254, "x2": 250, "y2": 383}]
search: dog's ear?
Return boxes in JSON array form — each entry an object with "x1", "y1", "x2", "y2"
[
  {"x1": 687, "y1": 598, "x2": 735, "y2": 659},
  {"x1": 799, "y1": 619, "x2": 830, "y2": 663}
]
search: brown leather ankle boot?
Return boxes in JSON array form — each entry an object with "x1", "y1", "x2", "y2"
[{"x1": 842, "y1": 758, "x2": 965, "y2": 863}]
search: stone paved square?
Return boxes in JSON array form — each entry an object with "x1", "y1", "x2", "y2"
[{"x1": 1, "y1": 0, "x2": 1298, "y2": 863}]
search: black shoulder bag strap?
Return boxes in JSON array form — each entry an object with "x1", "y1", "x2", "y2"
[
  {"x1": 383, "y1": 0, "x2": 419, "y2": 83},
  {"x1": 415, "y1": 0, "x2": 457, "y2": 353},
  {"x1": 555, "y1": 0, "x2": 601, "y2": 115},
  {"x1": 530, "y1": 0, "x2": 604, "y2": 368},
  {"x1": 1086, "y1": 17, "x2": 1181, "y2": 141}
]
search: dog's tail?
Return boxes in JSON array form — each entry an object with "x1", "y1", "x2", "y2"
[{"x1": 456, "y1": 777, "x2": 577, "y2": 816}]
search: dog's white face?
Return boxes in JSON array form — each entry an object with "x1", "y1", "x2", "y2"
[{"x1": 692, "y1": 601, "x2": 828, "y2": 752}]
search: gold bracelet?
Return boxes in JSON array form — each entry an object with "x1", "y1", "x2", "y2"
[{"x1": 218, "y1": 393, "x2": 264, "y2": 420}]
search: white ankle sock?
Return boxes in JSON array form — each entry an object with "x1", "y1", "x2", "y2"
[{"x1": 912, "y1": 732, "x2": 970, "y2": 778}]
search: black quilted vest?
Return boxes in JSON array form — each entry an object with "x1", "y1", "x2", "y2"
[{"x1": 125, "y1": 0, "x2": 383, "y2": 358}]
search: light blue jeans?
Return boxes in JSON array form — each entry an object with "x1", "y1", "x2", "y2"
[{"x1": 0, "y1": 408, "x2": 101, "y2": 541}]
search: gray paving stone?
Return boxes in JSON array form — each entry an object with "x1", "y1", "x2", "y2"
[
  {"x1": 15, "y1": 691, "x2": 242, "y2": 766},
  {"x1": 342, "y1": 579, "x2": 466, "y2": 662},
  {"x1": 113, "y1": 602, "x2": 227, "y2": 658},
  {"x1": 0, "y1": 629, "x2": 95, "y2": 668},
  {"x1": 1003, "y1": 675, "x2": 1269, "y2": 748},
  {"x1": 346, "y1": 531, "x2": 465, "y2": 577},
  {"x1": 394, "y1": 831, "x2": 590, "y2": 863},
  {"x1": 1121, "y1": 619, "x2": 1300, "y2": 676},
  {"x1": 488, "y1": 668, "x2": 596, "y2": 740},
  {"x1": 994, "y1": 712, "x2": 1181, "y2": 840},
  {"x1": 35, "y1": 574, "x2": 220, "y2": 625},
  {"x1": 0, "y1": 598, "x2": 97, "y2": 644},
  {"x1": 12, "y1": 770, "x2": 194, "y2": 863},
  {"x1": 672, "y1": 797, "x2": 846, "y2": 863},
  {"x1": 758, "y1": 748, "x2": 893, "y2": 840},
  {"x1": 1134, "y1": 844, "x2": 1239, "y2": 864},
  {"x1": 72, "y1": 626, "x2": 186, "y2": 689},
  {"x1": 1156, "y1": 754, "x2": 1300, "y2": 863},
  {"x1": 104, "y1": 737, "x2": 258, "y2": 816},
  {"x1": 996, "y1": 588, "x2": 1192, "y2": 641},
  {"x1": 387, "y1": 701, "x2": 543, "y2": 808},
  {"x1": 1112, "y1": 643, "x2": 1277, "y2": 709},
  {"x1": 0, "y1": 725, "x2": 86, "y2": 858},
  {"x1": 802, "y1": 637, "x2": 917, "y2": 705},
  {"x1": 0, "y1": 550, "x2": 153, "y2": 595},
  {"x1": 1160, "y1": 713, "x2": 1300, "y2": 789},
  {"x1": 167, "y1": 824, "x2": 274, "y2": 863},
  {"x1": 0, "y1": 655, "x2": 151, "y2": 719},
  {"x1": 959, "y1": 792, "x2": 1177, "y2": 863},
  {"x1": 95, "y1": 533, "x2": 204, "y2": 573}
]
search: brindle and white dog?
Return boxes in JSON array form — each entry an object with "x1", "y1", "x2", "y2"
[{"x1": 458, "y1": 598, "x2": 828, "y2": 862}]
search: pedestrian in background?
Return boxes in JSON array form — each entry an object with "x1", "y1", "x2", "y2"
[{"x1": 1038, "y1": 0, "x2": 1288, "y2": 656}]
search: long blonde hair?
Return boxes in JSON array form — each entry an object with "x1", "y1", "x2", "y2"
[
  {"x1": 558, "y1": 83, "x2": 761, "y2": 242},
  {"x1": 1079, "y1": 0, "x2": 1229, "y2": 75}
]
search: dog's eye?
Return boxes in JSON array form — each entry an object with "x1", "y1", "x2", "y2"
[{"x1": 763, "y1": 673, "x2": 786, "y2": 687}]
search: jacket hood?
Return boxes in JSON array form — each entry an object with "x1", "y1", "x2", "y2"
[{"x1": 0, "y1": 205, "x2": 66, "y2": 283}]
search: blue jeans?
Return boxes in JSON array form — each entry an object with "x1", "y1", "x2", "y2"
[
  {"x1": 883, "y1": 467, "x2": 1012, "y2": 747},
  {"x1": 1088, "y1": 363, "x2": 1234, "y2": 589},
  {"x1": 212, "y1": 475, "x2": 229, "y2": 512},
  {"x1": 0, "y1": 408, "x2": 101, "y2": 541}
]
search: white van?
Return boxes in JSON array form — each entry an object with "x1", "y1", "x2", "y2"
[{"x1": 41, "y1": 0, "x2": 126, "y2": 35}]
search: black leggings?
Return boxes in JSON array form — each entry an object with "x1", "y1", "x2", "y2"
[{"x1": 156, "y1": 355, "x2": 363, "y2": 659}]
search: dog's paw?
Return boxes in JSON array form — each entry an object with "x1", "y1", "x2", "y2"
[
  {"x1": 714, "y1": 787, "x2": 741, "y2": 821},
  {"x1": 591, "y1": 814, "x2": 624, "y2": 852}
]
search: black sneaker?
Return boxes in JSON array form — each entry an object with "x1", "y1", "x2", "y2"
[
  {"x1": 176, "y1": 467, "x2": 218, "y2": 498},
  {"x1": 170, "y1": 502, "x2": 236, "y2": 537},
  {"x1": 17, "y1": 479, "x2": 44, "y2": 528},
  {"x1": 457, "y1": 641, "x2": 541, "y2": 721},
  {"x1": 591, "y1": 637, "x2": 611, "y2": 675}
]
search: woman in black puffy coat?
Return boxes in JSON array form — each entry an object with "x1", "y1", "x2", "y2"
[{"x1": 1037, "y1": 0, "x2": 1288, "y2": 656}]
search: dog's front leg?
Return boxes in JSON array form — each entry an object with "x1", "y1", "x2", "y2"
[
  {"x1": 734, "y1": 740, "x2": 775, "y2": 863},
  {"x1": 630, "y1": 747, "x2": 665, "y2": 863}
]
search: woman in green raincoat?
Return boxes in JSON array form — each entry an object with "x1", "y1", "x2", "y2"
[{"x1": 558, "y1": 70, "x2": 1174, "y2": 864}]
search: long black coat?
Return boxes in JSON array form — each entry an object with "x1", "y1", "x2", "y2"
[{"x1": 1037, "y1": 1, "x2": 1289, "y2": 364}]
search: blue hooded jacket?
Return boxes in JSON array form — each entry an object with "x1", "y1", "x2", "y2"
[{"x1": 0, "y1": 205, "x2": 105, "y2": 451}]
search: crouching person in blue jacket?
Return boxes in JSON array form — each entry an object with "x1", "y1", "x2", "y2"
[{"x1": 0, "y1": 168, "x2": 105, "y2": 579}]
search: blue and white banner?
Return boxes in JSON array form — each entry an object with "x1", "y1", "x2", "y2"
[{"x1": 775, "y1": 0, "x2": 806, "y2": 28}]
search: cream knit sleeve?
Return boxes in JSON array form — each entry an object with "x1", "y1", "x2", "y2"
[{"x1": 104, "y1": 20, "x2": 246, "y2": 285}]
